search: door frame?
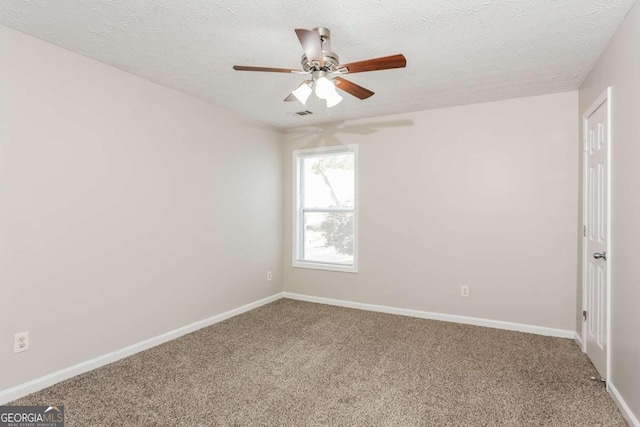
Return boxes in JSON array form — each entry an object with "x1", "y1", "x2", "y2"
[{"x1": 581, "y1": 87, "x2": 612, "y2": 382}]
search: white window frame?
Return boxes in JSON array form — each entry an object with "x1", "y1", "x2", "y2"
[{"x1": 292, "y1": 144, "x2": 358, "y2": 273}]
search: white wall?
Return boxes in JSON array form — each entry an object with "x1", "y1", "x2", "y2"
[
  {"x1": 579, "y1": 0, "x2": 640, "y2": 420},
  {"x1": 283, "y1": 92, "x2": 578, "y2": 331},
  {"x1": 0, "y1": 25, "x2": 282, "y2": 391}
]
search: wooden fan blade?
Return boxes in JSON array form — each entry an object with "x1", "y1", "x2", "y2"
[
  {"x1": 233, "y1": 65, "x2": 299, "y2": 73},
  {"x1": 284, "y1": 93, "x2": 297, "y2": 102},
  {"x1": 341, "y1": 54, "x2": 406, "y2": 74},
  {"x1": 295, "y1": 29, "x2": 324, "y2": 66},
  {"x1": 334, "y1": 77, "x2": 374, "y2": 100}
]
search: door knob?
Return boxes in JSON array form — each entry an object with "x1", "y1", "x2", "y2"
[{"x1": 593, "y1": 251, "x2": 607, "y2": 261}]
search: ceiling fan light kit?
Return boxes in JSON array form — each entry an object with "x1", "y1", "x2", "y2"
[{"x1": 233, "y1": 27, "x2": 406, "y2": 109}]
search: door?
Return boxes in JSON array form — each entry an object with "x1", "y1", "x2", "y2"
[{"x1": 583, "y1": 92, "x2": 610, "y2": 379}]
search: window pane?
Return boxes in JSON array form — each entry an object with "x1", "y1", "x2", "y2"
[
  {"x1": 303, "y1": 211, "x2": 354, "y2": 265},
  {"x1": 302, "y1": 153, "x2": 354, "y2": 209}
]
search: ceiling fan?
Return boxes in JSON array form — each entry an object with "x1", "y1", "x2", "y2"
[{"x1": 233, "y1": 27, "x2": 407, "y2": 108}]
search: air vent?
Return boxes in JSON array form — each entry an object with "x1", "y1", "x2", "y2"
[{"x1": 295, "y1": 110, "x2": 313, "y2": 116}]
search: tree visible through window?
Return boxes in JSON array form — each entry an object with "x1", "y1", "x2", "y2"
[{"x1": 294, "y1": 146, "x2": 357, "y2": 272}]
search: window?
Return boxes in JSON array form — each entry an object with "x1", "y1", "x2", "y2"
[{"x1": 293, "y1": 145, "x2": 358, "y2": 273}]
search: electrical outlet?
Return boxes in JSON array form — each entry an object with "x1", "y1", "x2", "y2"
[
  {"x1": 267, "y1": 271, "x2": 273, "y2": 281},
  {"x1": 461, "y1": 285, "x2": 469, "y2": 298},
  {"x1": 14, "y1": 331, "x2": 29, "y2": 353}
]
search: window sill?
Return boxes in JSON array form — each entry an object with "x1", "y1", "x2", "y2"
[{"x1": 292, "y1": 261, "x2": 358, "y2": 274}]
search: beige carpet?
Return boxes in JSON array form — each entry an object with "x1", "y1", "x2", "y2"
[{"x1": 11, "y1": 299, "x2": 626, "y2": 426}]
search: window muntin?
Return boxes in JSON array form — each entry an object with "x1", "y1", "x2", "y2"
[{"x1": 294, "y1": 146, "x2": 357, "y2": 272}]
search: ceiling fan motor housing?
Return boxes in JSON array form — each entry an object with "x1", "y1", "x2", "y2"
[{"x1": 301, "y1": 27, "x2": 340, "y2": 72}]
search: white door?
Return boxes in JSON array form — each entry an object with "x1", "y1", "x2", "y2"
[{"x1": 584, "y1": 94, "x2": 609, "y2": 378}]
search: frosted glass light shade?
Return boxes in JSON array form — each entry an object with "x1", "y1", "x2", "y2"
[
  {"x1": 315, "y1": 76, "x2": 336, "y2": 100},
  {"x1": 325, "y1": 91, "x2": 343, "y2": 108},
  {"x1": 292, "y1": 82, "x2": 312, "y2": 104}
]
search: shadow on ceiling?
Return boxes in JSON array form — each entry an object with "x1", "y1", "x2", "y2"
[{"x1": 284, "y1": 119, "x2": 415, "y2": 147}]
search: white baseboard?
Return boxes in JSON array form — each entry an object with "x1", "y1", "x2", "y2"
[
  {"x1": 609, "y1": 382, "x2": 640, "y2": 427},
  {"x1": 0, "y1": 292, "x2": 285, "y2": 405},
  {"x1": 574, "y1": 332, "x2": 583, "y2": 348},
  {"x1": 283, "y1": 292, "x2": 575, "y2": 339},
  {"x1": 0, "y1": 290, "x2": 580, "y2": 405}
]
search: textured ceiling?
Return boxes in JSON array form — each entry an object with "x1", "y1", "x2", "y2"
[{"x1": 0, "y1": 0, "x2": 635, "y2": 128}]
